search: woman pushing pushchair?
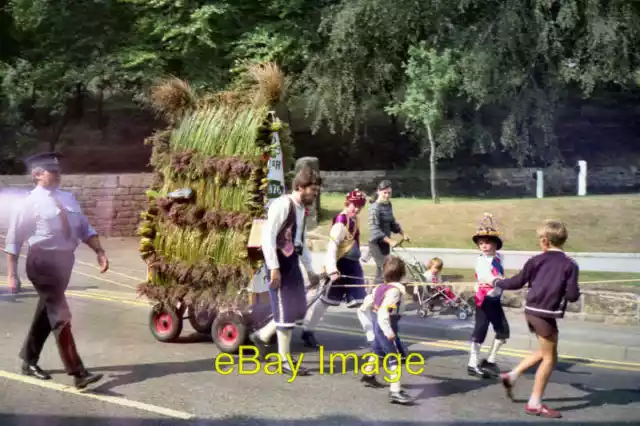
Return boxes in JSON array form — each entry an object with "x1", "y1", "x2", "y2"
[{"x1": 367, "y1": 180, "x2": 410, "y2": 291}]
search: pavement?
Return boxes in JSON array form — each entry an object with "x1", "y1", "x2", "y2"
[{"x1": 0, "y1": 238, "x2": 639, "y2": 425}]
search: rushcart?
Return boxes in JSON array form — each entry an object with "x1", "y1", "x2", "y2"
[{"x1": 136, "y1": 63, "x2": 307, "y2": 353}]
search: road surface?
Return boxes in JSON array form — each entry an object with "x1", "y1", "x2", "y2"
[{"x1": 1, "y1": 244, "x2": 639, "y2": 425}]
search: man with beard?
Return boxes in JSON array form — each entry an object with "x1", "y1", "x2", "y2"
[{"x1": 249, "y1": 165, "x2": 321, "y2": 376}]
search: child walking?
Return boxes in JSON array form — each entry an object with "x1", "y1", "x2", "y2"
[
  {"x1": 467, "y1": 213, "x2": 510, "y2": 379},
  {"x1": 358, "y1": 256, "x2": 415, "y2": 405},
  {"x1": 492, "y1": 220, "x2": 580, "y2": 419}
]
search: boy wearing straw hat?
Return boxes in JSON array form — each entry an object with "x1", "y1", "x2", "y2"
[
  {"x1": 301, "y1": 189, "x2": 373, "y2": 348},
  {"x1": 467, "y1": 213, "x2": 510, "y2": 379}
]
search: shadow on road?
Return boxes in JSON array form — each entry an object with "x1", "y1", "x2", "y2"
[
  {"x1": 0, "y1": 414, "x2": 638, "y2": 426},
  {"x1": 406, "y1": 373, "x2": 495, "y2": 401},
  {"x1": 536, "y1": 382, "x2": 640, "y2": 412}
]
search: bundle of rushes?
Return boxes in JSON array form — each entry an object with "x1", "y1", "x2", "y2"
[{"x1": 138, "y1": 102, "x2": 294, "y2": 310}]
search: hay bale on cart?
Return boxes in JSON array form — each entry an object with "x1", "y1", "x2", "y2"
[{"x1": 136, "y1": 63, "x2": 295, "y2": 350}]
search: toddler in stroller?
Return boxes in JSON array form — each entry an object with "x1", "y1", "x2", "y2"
[{"x1": 416, "y1": 258, "x2": 475, "y2": 320}]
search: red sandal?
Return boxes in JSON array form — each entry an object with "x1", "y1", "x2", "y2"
[{"x1": 524, "y1": 403, "x2": 562, "y2": 418}]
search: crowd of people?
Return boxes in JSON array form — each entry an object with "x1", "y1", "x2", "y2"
[
  {"x1": 255, "y1": 166, "x2": 581, "y2": 418},
  {"x1": 3, "y1": 154, "x2": 581, "y2": 420}
]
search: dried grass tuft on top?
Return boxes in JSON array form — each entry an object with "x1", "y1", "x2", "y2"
[
  {"x1": 247, "y1": 62, "x2": 285, "y2": 107},
  {"x1": 149, "y1": 77, "x2": 198, "y2": 123}
]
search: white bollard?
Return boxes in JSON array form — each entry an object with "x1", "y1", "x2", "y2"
[
  {"x1": 536, "y1": 170, "x2": 544, "y2": 199},
  {"x1": 577, "y1": 160, "x2": 587, "y2": 196}
]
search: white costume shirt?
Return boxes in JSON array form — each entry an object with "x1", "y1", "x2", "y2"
[
  {"x1": 324, "y1": 214, "x2": 352, "y2": 274},
  {"x1": 260, "y1": 194, "x2": 314, "y2": 274},
  {"x1": 475, "y1": 252, "x2": 504, "y2": 298},
  {"x1": 360, "y1": 282, "x2": 406, "y2": 338}
]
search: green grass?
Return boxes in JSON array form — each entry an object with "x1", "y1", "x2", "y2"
[{"x1": 318, "y1": 193, "x2": 640, "y2": 253}]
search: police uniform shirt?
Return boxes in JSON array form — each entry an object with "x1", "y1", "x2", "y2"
[{"x1": 4, "y1": 186, "x2": 97, "y2": 256}]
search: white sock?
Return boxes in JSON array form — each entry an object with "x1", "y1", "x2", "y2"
[
  {"x1": 362, "y1": 355, "x2": 376, "y2": 376},
  {"x1": 487, "y1": 339, "x2": 505, "y2": 364},
  {"x1": 303, "y1": 301, "x2": 329, "y2": 332},
  {"x1": 507, "y1": 370, "x2": 519, "y2": 384},
  {"x1": 357, "y1": 308, "x2": 375, "y2": 342},
  {"x1": 528, "y1": 394, "x2": 541, "y2": 408},
  {"x1": 258, "y1": 320, "x2": 277, "y2": 342},
  {"x1": 468, "y1": 342, "x2": 481, "y2": 367},
  {"x1": 276, "y1": 328, "x2": 292, "y2": 361},
  {"x1": 388, "y1": 364, "x2": 401, "y2": 392}
]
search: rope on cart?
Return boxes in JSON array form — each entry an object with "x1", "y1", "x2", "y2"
[{"x1": 323, "y1": 274, "x2": 640, "y2": 304}]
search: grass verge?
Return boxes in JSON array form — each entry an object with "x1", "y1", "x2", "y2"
[{"x1": 318, "y1": 193, "x2": 640, "y2": 253}]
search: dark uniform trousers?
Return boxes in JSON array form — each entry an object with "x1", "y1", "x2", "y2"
[{"x1": 20, "y1": 248, "x2": 84, "y2": 375}]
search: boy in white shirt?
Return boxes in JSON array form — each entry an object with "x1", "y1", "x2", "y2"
[{"x1": 467, "y1": 213, "x2": 510, "y2": 379}]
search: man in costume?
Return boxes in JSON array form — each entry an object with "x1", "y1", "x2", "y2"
[
  {"x1": 249, "y1": 165, "x2": 321, "y2": 376},
  {"x1": 4, "y1": 152, "x2": 107, "y2": 389},
  {"x1": 467, "y1": 213, "x2": 510, "y2": 378},
  {"x1": 300, "y1": 189, "x2": 373, "y2": 348}
]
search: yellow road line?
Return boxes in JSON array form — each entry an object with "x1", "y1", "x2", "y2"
[
  {"x1": 3, "y1": 282, "x2": 640, "y2": 373},
  {"x1": 0, "y1": 370, "x2": 194, "y2": 420},
  {"x1": 315, "y1": 325, "x2": 640, "y2": 373}
]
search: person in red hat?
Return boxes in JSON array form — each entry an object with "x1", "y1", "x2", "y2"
[{"x1": 300, "y1": 189, "x2": 372, "y2": 348}]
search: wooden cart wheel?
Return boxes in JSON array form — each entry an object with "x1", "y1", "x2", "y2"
[
  {"x1": 149, "y1": 304, "x2": 183, "y2": 342},
  {"x1": 212, "y1": 311, "x2": 247, "y2": 354},
  {"x1": 187, "y1": 305, "x2": 216, "y2": 334}
]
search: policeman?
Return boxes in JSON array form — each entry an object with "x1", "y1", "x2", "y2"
[{"x1": 4, "y1": 152, "x2": 108, "y2": 389}]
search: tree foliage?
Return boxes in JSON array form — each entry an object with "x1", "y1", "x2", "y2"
[{"x1": 0, "y1": 0, "x2": 638, "y2": 168}]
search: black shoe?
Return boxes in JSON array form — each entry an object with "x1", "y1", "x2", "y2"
[
  {"x1": 389, "y1": 390, "x2": 415, "y2": 405},
  {"x1": 467, "y1": 365, "x2": 491, "y2": 379},
  {"x1": 282, "y1": 359, "x2": 311, "y2": 376},
  {"x1": 301, "y1": 330, "x2": 319, "y2": 348},
  {"x1": 21, "y1": 363, "x2": 51, "y2": 380},
  {"x1": 74, "y1": 371, "x2": 103, "y2": 389},
  {"x1": 361, "y1": 374, "x2": 385, "y2": 389},
  {"x1": 480, "y1": 359, "x2": 500, "y2": 376},
  {"x1": 248, "y1": 332, "x2": 269, "y2": 360}
]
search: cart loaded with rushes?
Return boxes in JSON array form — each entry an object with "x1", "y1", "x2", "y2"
[{"x1": 136, "y1": 63, "x2": 295, "y2": 353}]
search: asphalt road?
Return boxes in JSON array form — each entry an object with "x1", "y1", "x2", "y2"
[{"x1": 1, "y1": 248, "x2": 640, "y2": 425}]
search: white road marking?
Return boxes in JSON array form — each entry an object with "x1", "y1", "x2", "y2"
[{"x1": 0, "y1": 370, "x2": 195, "y2": 420}]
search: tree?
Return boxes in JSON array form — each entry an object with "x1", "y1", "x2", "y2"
[{"x1": 387, "y1": 44, "x2": 462, "y2": 203}]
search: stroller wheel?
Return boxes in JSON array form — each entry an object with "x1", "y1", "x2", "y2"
[
  {"x1": 417, "y1": 308, "x2": 427, "y2": 318},
  {"x1": 456, "y1": 309, "x2": 469, "y2": 321}
]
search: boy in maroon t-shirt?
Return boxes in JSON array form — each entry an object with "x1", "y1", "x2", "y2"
[{"x1": 491, "y1": 220, "x2": 580, "y2": 419}]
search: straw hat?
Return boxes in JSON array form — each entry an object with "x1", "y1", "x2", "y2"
[{"x1": 472, "y1": 213, "x2": 503, "y2": 250}]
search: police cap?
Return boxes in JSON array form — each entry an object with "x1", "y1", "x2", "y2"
[{"x1": 24, "y1": 152, "x2": 62, "y2": 173}]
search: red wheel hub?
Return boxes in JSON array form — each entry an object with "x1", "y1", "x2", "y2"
[
  {"x1": 218, "y1": 323, "x2": 238, "y2": 345},
  {"x1": 155, "y1": 312, "x2": 173, "y2": 334}
]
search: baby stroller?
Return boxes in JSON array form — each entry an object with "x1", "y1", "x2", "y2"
[{"x1": 392, "y1": 243, "x2": 475, "y2": 321}]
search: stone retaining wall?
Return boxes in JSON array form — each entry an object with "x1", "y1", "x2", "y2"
[
  {"x1": 320, "y1": 165, "x2": 640, "y2": 197},
  {"x1": 1, "y1": 164, "x2": 639, "y2": 236},
  {"x1": 414, "y1": 280, "x2": 640, "y2": 325}
]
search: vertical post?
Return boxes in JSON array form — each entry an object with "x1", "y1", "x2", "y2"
[
  {"x1": 536, "y1": 170, "x2": 544, "y2": 199},
  {"x1": 577, "y1": 160, "x2": 587, "y2": 196}
]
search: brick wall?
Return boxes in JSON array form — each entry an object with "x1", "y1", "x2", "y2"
[{"x1": 0, "y1": 174, "x2": 154, "y2": 237}]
